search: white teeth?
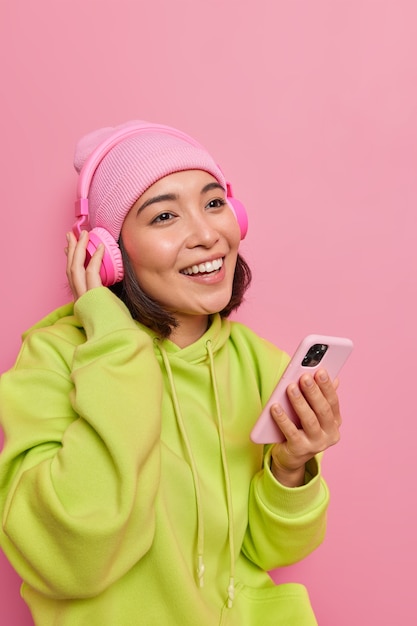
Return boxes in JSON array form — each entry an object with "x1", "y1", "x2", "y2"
[{"x1": 182, "y1": 258, "x2": 223, "y2": 275}]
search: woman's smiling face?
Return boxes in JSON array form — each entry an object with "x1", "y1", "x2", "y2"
[{"x1": 121, "y1": 169, "x2": 241, "y2": 336}]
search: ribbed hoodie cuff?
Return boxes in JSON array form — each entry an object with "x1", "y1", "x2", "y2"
[
  {"x1": 258, "y1": 449, "x2": 328, "y2": 517},
  {"x1": 74, "y1": 287, "x2": 139, "y2": 339}
]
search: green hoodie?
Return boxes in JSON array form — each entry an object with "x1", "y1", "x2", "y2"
[{"x1": 0, "y1": 288, "x2": 328, "y2": 625}]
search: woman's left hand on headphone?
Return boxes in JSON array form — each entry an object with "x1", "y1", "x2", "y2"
[
  {"x1": 269, "y1": 370, "x2": 342, "y2": 487},
  {"x1": 65, "y1": 231, "x2": 105, "y2": 301}
]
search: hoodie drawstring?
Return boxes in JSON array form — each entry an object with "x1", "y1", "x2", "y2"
[
  {"x1": 156, "y1": 339, "x2": 236, "y2": 608},
  {"x1": 206, "y1": 340, "x2": 235, "y2": 608},
  {"x1": 157, "y1": 341, "x2": 206, "y2": 588},
  {"x1": 156, "y1": 340, "x2": 235, "y2": 609}
]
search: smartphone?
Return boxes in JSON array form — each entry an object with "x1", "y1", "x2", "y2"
[{"x1": 250, "y1": 334, "x2": 354, "y2": 444}]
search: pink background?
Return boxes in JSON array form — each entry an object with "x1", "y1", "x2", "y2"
[{"x1": 0, "y1": 0, "x2": 415, "y2": 624}]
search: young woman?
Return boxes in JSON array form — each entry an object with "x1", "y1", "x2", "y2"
[{"x1": 0, "y1": 121, "x2": 342, "y2": 625}]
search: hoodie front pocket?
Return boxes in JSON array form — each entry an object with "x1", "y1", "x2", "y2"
[{"x1": 220, "y1": 581, "x2": 318, "y2": 626}]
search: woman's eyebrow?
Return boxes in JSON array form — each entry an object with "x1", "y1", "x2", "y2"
[
  {"x1": 136, "y1": 193, "x2": 178, "y2": 215},
  {"x1": 201, "y1": 182, "x2": 225, "y2": 194}
]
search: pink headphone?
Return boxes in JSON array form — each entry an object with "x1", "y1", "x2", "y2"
[{"x1": 73, "y1": 123, "x2": 248, "y2": 287}]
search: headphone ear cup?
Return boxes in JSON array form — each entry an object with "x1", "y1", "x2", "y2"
[
  {"x1": 227, "y1": 196, "x2": 248, "y2": 240},
  {"x1": 86, "y1": 228, "x2": 124, "y2": 287}
]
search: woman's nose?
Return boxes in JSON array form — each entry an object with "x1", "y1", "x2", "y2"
[{"x1": 186, "y1": 213, "x2": 220, "y2": 248}]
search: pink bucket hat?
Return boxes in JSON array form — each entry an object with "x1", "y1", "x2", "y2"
[{"x1": 74, "y1": 120, "x2": 227, "y2": 241}]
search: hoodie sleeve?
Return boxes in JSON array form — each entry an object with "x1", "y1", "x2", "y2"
[
  {"x1": 243, "y1": 448, "x2": 329, "y2": 570},
  {"x1": 0, "y1": 288, "x2": 162, "y2": 599}
]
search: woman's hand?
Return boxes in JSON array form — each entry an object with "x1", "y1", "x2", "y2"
[
  {"x1": 65, "y1": 231, "x2": 104, "y2": 301},
  {"x1": 270, "y1": 369, "x2": 341, "y2": 487}
]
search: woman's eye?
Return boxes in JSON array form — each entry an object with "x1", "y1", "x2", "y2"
[
  {"x1": 206, "y1": 198, "x2": 226, "y2": 209},
  {"x1": 153, "y1": 212, "x2": 174, "y2": 223}
]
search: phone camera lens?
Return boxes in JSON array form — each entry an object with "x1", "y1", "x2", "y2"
[{"x1": 302, "y1": 343, "x2": 329, "y2": 367}]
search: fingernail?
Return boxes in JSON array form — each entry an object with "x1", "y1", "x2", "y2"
[
  {"x1": 304, "y1": 376, "x2": 314, "y2": 387},
  {"x1": 289, "y1": 384, "x2": 301, "y2": 397},
  {"x1": 318, "y1": 370, "x2": 328, "y2": 382},
  {"x1": 272, "y1": 403, "x2": 283, "y2": 416}
]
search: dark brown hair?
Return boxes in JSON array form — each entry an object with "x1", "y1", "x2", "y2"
[{"x1": 110, "y1": 238, "x2": 252, "y2": 338}]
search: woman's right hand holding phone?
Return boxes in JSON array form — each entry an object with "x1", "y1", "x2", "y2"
[{"x1": 270, "y1": 370, "x2": 342, "y2": 487}]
